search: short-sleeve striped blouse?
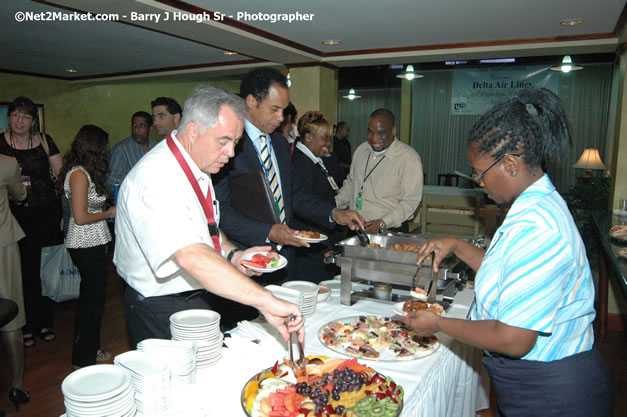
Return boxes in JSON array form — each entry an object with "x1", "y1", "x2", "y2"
[{"x1": 472, "y1": 174, "x2": 595, "y2": 361}]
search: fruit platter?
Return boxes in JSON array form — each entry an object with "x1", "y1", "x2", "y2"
[
  {"x1": 319, "y1": 316, "x2": 439, "y2": 361},
  {"x1": 241, "y1": 356, "x2": 404, "y2": 417}
]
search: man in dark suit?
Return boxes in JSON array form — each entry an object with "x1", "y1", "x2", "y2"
[{"x1": 212, "y1": 68, "x2": 363, "y2": 327}]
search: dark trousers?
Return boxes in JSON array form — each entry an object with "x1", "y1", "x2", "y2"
[
  {"x1": 123, "y1": 285, "x2": 211, "y2": 349},
  {"x1": 68, "y1": 244, "x2": 107, "y2": 367},
  {"x1": 12, "y1": 204, "x2": 60, "y2": 334},
  {"x1": 483, "y1": 348, "x2": 614, "y2": 417}
]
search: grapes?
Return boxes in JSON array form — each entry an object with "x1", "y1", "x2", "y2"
[{"x1": 335, "y1": 405, "x2": 345, "y2": 414}]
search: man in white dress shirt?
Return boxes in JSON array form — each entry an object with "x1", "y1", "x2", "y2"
[{"x1": 114, "y1": 86, "x2": 303, "y2": 348}]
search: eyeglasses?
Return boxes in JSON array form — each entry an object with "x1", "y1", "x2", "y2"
[
  {"x1": 472, "y1": 153, "x2": 521, "y2": 183},
  {"x1": 10, "y1": 112, "x2": 34, "y2": 122}
]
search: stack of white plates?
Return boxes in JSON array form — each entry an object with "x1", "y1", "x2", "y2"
[
  {"x1": 169, "y1": 309, "x2": 224, "y2": 369},
  {"x1": 282, "y1": 281, "x2": 319, "y2": 316},
  {"x1": 114, "y1": 350, "x2": 171, "y2": 415},
  {"x1": 266, "y1": 284, "x2": 305, "y2": 310},
  {"x1": 137, "y1": 338, "x2": 197, "y2": 385},
  {"x1": 62, "y1": 364, "x2": 136, "y2": 417}
]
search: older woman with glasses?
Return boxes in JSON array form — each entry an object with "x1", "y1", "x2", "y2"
[
  {"x1": 404, "y1": 87, "x2": 614, "y2": 416},
  {"x1": 0, "y1": 96, "x2": 62, "y2": 348}
]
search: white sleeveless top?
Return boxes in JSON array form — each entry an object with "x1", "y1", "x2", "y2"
[{"x1": 64, "y1": 166, "x2": 111, "y2": 249}]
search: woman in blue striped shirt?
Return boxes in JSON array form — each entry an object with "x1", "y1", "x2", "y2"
[{"x1": 404, "y1": 87, "x2": 613, "y2": 417}]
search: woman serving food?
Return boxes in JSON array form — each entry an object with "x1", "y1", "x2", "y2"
[{"x1": 403, "y1": 87, "x2": 614, "y2": 416}]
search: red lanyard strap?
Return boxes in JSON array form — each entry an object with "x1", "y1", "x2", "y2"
[{"x1": 166, "y1": 134, "x2": 221, "y2": 252}]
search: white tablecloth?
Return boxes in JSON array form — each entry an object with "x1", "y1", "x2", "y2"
[{"x1": 140, "y1": 283, "x2": 489, "y2": 416}]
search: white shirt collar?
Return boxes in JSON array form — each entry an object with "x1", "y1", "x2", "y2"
[
  {"x1": 295, "y1": 141, "x2": 324, "y2": 165},
  {"x1": 170, "y1": 130, "x2": 209, "y2": 185}
]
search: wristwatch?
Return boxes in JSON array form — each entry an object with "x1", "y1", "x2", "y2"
[
  {"x1": 378, "y1": 220, "x2": 387, "y2": 232},
  {"x1": 227, "y1": 249, "x2": 240, "y2": 262}
]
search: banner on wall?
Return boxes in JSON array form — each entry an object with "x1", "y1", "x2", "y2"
[{"x1": 451, "y1": 66, "x2": 560, "y2": 115}]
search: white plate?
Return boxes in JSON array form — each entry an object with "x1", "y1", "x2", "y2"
[
  {"x1": 282, "y1": 280, "x2": 319, "y2": 294},
  {"x1": 241, "y1": 252, "x2": 287, "y2": 272},
  {"x1": 295, "y1": 232, "x2": 328, "y2": 243},
  {"x1": 319, "y1": 316, "x2": 440, "y2": 361},
  {"x1": 62, "y1": 364, "x2": 131, "y2": 402},
  {"x1": 169, "y1": 309, "x2": 221, "y2": 327}
]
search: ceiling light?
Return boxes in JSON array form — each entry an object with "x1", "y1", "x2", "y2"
[
  {"x1": 560, "y1": 19, "x2": 584, "y2": 26},
  {"x1": 342, "y1": 88, "x2": 361, "y2": 100},
  {"x1": 65, "y1": 68, "x2": 78, "y2": 73},
  {"x1": 550, "y1": 55, "x2": 582, "y2": 73},
  {"x1": 396, "y1": 64, "x2": 423, "y2": 80},
  {"x1": 222, "y1": 51, "x2": 238, "y2": 55},
  {"x1": 322, "y1": 40, "x2": 341, "y2": 45}
]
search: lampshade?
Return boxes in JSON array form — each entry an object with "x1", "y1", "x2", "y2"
[
  {"x1": 550, "y1": 55, "x2": 583, "y2": 72},
  {"x1": 396, "y1": 64, "x2": 424, "y2": 80},
  {"x1": 572, "y1": 147, "x2": 606, "y2": 170},
  {"x1": 342, "y1": 88, "x2": 361, "y2": 100}
]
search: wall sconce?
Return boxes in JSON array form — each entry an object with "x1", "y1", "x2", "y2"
[
  {"x1": 550, "y1": 55, "x2": 583, "y2": 73},
  {"x1": 396, "y1": 64, "x2": 423, "y2": 80},
  {"x1": 572, "y1": 147, "x2": 606, "y2": 176},
  {"x1": 342, "y1": 88, "x2": 361, "y2": 100}
]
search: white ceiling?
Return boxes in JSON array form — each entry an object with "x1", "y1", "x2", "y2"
[{"x1": 1, "y1": 0, "x2": 625, "y2": 81}]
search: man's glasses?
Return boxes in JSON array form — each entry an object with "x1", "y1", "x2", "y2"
[{"x1": 472, "y1": 153, "x2": 521, "y2": 183}]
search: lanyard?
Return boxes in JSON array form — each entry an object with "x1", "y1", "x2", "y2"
[
  {"x1": 166, "y1": 134, "x2": 221, "y2": 252},
  {"x1": 359, "y1": 153, "x2": 386, "y2": 194},
  {"x1": 317, "y1": 161, "x2": 339, "y2": 191}
]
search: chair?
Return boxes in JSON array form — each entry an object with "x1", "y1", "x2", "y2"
[
  {"x1": 437, "y1": 174, "x2": 460, "y2": 187},
  {"x1": 419, "y1": 193, "x2": 483, "y2": 239}
]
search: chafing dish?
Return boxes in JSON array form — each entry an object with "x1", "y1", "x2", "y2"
[{"x1": 330, "y1": 233, "x2": 469, "y2": 305}]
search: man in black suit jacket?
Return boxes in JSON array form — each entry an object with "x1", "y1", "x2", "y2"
[{"x1": 212, "y1": 68, "x2": 363, "y2": 327}]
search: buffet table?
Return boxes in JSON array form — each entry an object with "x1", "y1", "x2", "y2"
[{"x1": 154, "y1": 284, "x2": 488, "y2": 417}]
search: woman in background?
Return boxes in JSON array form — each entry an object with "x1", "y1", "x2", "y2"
[
  {"x1": 292, "y1": 111, "x2": 341, "y2": 283},
  {"x1": 0, "y1": 155, "x2": 30, "y2": 411},
  {"x1": 58, "y1": 125, "x2": 115, "y2": 369},
  {"x1": 0, "y1": 96, "x2": 62, "y2": 348},
  {"x1": 404, "y1": 88, "x2": 613, "y2": 416}
]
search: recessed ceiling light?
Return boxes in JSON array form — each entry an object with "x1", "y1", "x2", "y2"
[
  {"x1": 65, "y1": 68, "x2": 78, "y2": 73},
  {"x1": 322, "y1": 40, "x2": 341, "y2": 45},
  {"x1": 560, "y1": 19, "x2": 584, "y2": 26},
  {"x1": 223, "y1": 51, "x2": 238, "y2": 55}
]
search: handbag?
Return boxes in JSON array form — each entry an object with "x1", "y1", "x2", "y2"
[{"x1": 40, "y1": 244, "x2": 81, "y2": 302}]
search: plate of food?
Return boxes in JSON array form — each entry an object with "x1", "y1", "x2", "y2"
[
  {"x1": 319, "y1": 316, "x2": 439, "y2": 361},
  {"x1": 392, "y1": 300, "x2": 445, "y2": 316},
  {"x1": 609, "y1": 225, "x2": 627, "y2": 244},
  {"x1": 241, "y1": 356, "x2": 404, "y2": 417},
  {"x1": 240, "y1": 252, "x2": 287, "y2": 273},
  {"x1": 295, "y1": 231, "x2": 328, "y2": 243}
]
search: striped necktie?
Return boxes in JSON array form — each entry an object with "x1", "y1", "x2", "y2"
[{"x1": 260, "y1": 135, "x2": 286, "y2": 223}]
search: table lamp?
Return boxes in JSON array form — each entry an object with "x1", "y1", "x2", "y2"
[{"x1": 572, "y1": 147, "x2": 606, "y2": 177}]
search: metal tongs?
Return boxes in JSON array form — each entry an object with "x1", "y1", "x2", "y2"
[
  {"x1": 412, "y1": 253, "x2": 438, "y2": 303},
  {"x1": 426, "y1": 253, "x2": 437, "y2": 303},
  {"x1": 287, "y1": 315, "x2": 306, "y2": 376},
  {"x1": 353, "y1": 219, "x2": 370, "y2": 247}
]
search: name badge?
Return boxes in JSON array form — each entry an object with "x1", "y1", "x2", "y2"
[
  {"x1": 355, "y1": 193, "x2": 363, "y2": 210},
  {"x1": 327, "y1": 175, "x2": 339, "y2": 191}
]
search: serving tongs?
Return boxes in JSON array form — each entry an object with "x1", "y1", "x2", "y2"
[
  {"x1": 352, "y1": 219, "x2": 370, "y2": 247},
  {"x1": 426, "y1": 253, "x2": 437, "y2": 304},
  {"x1": 412, "y1": 253, "x2": 438, "y2": 304},
  {"x1": 287, "y1": 315, "x2": 306, "y2": 377}
]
